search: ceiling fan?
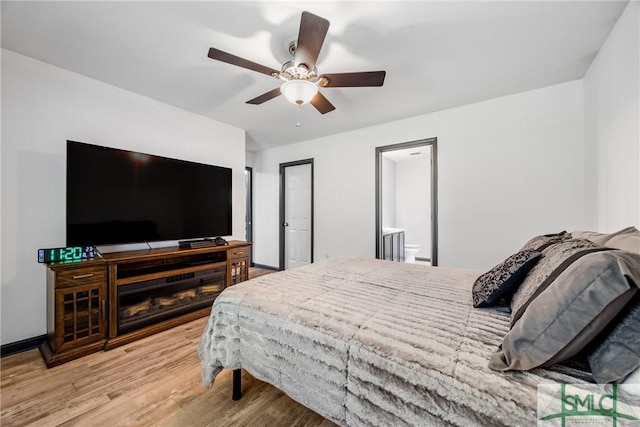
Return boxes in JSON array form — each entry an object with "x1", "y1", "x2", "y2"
[{"x1": 207, "y1": 11, "x2": 386, "y2": 114}]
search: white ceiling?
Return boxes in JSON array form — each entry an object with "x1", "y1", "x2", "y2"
[{"x1": 1, "y1": 1, "x2": 628, "y2": 151}]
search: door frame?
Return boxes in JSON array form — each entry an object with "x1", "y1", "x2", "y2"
[
  {"x1": 375, "y1": 138, "x2": 438, "y2": 265},
  {"x1": 245, "y1": 166, "x2": 254, "y2": 267},
  {"x1": 279, "y1": 159, "x2": 314, "y2": 270}
]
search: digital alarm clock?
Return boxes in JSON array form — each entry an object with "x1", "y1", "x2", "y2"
[{"x1": 37, "y1": 246, "x2": 100, "y2": 264}]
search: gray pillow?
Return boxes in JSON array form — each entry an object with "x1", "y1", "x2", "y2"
[
  {"x1": 588, "y1": 296, "x2": 640, "y2": 384},
  {"x1": 510, "y1": 239, "x2": 604, "y2": 326},
  {"x1": 520, "y1": 231, "x2": 569, "y2": 252},
  {"x1": 489, "y1": 250, "x2": 640, "y2": 374},
  {"x1": 605, "y1": 227, "x2": 640, "y2": 254},
  {"x1": 472, "y1": 250, "x2": 541, "y2": 308},
  {"x1": 600, "y1": 226, "x2": 639, "y2": 245},
  {"x1": 570, "y1": 230, "x2": 609, "y2": 244}
]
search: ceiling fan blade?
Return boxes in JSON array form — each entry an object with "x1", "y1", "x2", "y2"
[
  {"x1": 294, "y1": 11, "x2": 330, "y2": 70},
  {"x1": 319, "y1": 71, "x2": 386, "y2": 88},
  {"x1": 208, "y1": 47, "x2": 279, "y2": 77},
  {"x1": 246, "y1": 87, "x2": 282, "y2": 105},
  {"x1": 310, "y1": 91, "x2": 335, "y2": 114}
]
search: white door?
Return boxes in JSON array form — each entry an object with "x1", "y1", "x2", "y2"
[{"x1": 284, "y1": 163, "x2": 312, "y2": 269}]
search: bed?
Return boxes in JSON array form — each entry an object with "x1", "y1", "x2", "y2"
[
  {"x1": 199, "y1": 227, "x2": 640, "y2": 426},
  {"x1": 198, "y1": 255, "x2": 608, "y2": 426}
]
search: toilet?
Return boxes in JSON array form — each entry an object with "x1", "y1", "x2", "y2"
[{"x1": 404, "y1": 244, "x2": 420, "y2": 263}]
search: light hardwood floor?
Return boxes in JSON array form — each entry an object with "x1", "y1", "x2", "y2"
[{"x1": 1, "y1": 268, "x2": 336, "y2": 427}]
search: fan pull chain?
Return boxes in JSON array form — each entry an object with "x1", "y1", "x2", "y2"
[{"x1": 296, "y1": 104, "x2": 302, "y2": 127}]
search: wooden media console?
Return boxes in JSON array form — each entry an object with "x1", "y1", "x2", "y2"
[{"x1": 40, "y1": 240, "x2": 251, "y2": 367}]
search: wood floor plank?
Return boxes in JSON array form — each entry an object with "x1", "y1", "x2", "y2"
[{"x1": 1, "y1": 269, "x2": 335, "y2": 427}]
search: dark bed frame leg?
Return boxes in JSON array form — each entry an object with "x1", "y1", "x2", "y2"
[{"x1": 232, "y1": 369, "x2": 242, "y2": 401}]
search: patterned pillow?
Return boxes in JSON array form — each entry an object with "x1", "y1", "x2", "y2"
[
  {"x1": 588, "y1": 295, "x2": 640, "y2": 384},
  {"x1": 472, "y1": 250, "x2": 542, "y2": 308},
  {"x1": 510, "y1": 239, "x2": 606, "y2": 326},
  {"x1": 520, "y1": 231, "x2": 569, "y2": 252}
]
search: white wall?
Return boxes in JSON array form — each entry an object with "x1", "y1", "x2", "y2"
[
  {"x1": 1, "y1": 50, "x2": 246, "y2": 345},
  {"x1": 396, "y1": 155, "x2": 431, "y2": 259},
  {"x1": 252, "y1": 80, "x2": 585, "y2": 270},
  {"x1": 381, "y1": 156, "x2": 396, "y2": 228},
  {"x1": 584, "y1": 1, "x2": 640, "y2": 232},
  {"x1": 246, "y1": 150, "x2": 256, "y2": 168}
]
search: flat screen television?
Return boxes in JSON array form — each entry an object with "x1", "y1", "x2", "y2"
[{"x1": 66, "y1": 140, "x2": 232, "y2": 246}]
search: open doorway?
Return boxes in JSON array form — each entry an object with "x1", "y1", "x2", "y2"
[
  {"x1": 245, "y1": 167, "x2": 254, "y2": 266},
  {"x1": 375, "y1": 138, "x2": 438, "y2": 266}
]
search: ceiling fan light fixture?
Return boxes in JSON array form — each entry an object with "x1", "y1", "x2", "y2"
[
  {"x1": 207, "y1": 12, "x2": 385, "y2": 114},
  {"x1": 281, "y1": 80, "x2": 318, "y2": 105}
]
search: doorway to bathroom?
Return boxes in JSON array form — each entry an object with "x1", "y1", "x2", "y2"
[{"x1": 375, "y1": 138, "x2": 438, "y2": 266}]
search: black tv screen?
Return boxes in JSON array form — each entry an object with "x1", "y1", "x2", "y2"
[{"x1": 66, "y1": 140, "x2": 232, "y2": 246}]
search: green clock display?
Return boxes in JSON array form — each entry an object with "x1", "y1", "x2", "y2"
[{"x1": 37, "y1": 246, "x2": 99, "y2": 264}]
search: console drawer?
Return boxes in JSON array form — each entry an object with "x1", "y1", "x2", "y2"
[
  {"x1": 228, "y1": 246, "x2": 249, "y2": 259},
  {"x1": 55, "y1": 265, "x2": 107, "y2": 288}
]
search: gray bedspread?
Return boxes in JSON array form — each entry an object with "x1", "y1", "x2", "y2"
[{"x1": 198, "y1": 257, "x2": 591, "y2": 426}]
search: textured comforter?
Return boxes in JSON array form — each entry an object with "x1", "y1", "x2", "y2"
[{"x1": 198, "y1": 257, "x2": 591, "y2": 426}]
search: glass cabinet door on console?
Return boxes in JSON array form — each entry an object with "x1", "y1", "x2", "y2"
[
  {"x1": 55, "y1": 282, "x2": 106, "y2": 352},
  {"x1": 230, "y1": 258, "x2": 249, "y2": 285},
  {"x1": 41, "y1": 262, "x2": 108, "y2": 367},
  {"x1": 228, "y1": 245, "x2": 250, "y2": 285}
]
